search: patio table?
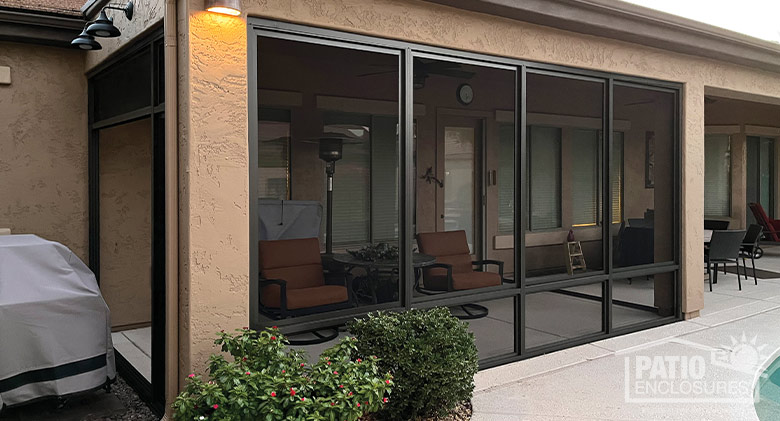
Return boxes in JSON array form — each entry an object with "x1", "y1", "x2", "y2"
[{"x1": 332, "y1": 252, "x2": 435, "y2": 304}]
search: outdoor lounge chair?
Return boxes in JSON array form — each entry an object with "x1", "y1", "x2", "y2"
[
  {"x1": 258, "y1": 237, "x2": 354, "y2": 319},
  {"x1": 749, "y1": 202, "x2": 780, "y2": 242},
  {"x1": 416, "y1": 230, "x2": 504, "y2": 318}
]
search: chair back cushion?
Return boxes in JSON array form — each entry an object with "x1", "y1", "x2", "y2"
[
  {"x1": 708, "y1": 230, "x2": 746, "y2": 261},
  {"x1": 417, "y1": 230, "x2": 474, "y2": 289},
  {"x1": 259, "y1": 237, "x2": 324, "y2": 289}
]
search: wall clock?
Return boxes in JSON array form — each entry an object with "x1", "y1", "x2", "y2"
[{"x1": 457, "y1": 83, "x2": 474, "y2": 105}]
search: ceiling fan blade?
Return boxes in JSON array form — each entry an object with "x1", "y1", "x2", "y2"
[
  {"x1": 623, "y1": 100, "x2": 654, "y2": 106},
  {"x1": 357, "y1": 70, "x2": 396, "y2": 77},
  {"x1": 429, "y1": 68, "x2": 476, "y2": 79}
]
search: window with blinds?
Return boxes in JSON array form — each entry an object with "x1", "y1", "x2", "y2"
[
  {"x1": 528, "y1": 126, "x2": 562, "y2": 231},
  {"x1": 571, "y1": 129, "x2": 599, "y2": 226},
  {"x1": 258, "y1": 108, "x2": 291, "y2": 200},
  {"x1": 497, "y1": 124, "x2": 514, "y2": 234},
  {"x1": 704, "y1": 134, "x2": 731, "y2": 217},
  {"x1": 370, "y1": 116, "x2": 399, "y2": 242},
  {"x1": 324, "y1": 112, "x2": 399, "y2": 247},
  {"x1": 612, "y1": 132, "x2": 624, "y2": 224}
]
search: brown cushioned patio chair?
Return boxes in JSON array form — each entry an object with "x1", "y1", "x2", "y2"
[
  {"x1": 259, "y1": 237, "x2": 354, "y2": 320},
  {"x1": 416, "y1": 230, "x2": 504, "y2": 318}
]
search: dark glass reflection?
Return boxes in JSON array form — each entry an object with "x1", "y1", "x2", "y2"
[
  {"x1": 256, "y1": 37, "x2": 399, "y2": 321},
  {"x1": 525, "y1": 73, "x2": 605, "y2": 279},
  {"x1": 412, "y1": 57, "x2": 516, "y2": 299},
  {"x1": 612, "y1": 273, "x2": 675, "y2": 328},
  {"x1": 525, "y1": 283, "x2": 604, "y2": 348}
]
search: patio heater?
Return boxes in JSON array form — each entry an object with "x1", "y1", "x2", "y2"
[{"x1": 306, "y1": 126, "x2": 368, "y2": 255}]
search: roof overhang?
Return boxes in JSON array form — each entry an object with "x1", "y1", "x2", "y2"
[
  {"x1": 0, "y1": 8, "x2": 84, "y2": 47},
  {"x1": 421, "y1": 0, "x2": 780, "y2": 74}
]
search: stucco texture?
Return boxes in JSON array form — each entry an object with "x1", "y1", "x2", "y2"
[
  {"x1": 99, "y1": 118, "x2": 153, "y2": 330},
  {"x1": 180, "y1": 2, "x2": 249, "y2": 374},
  {"x1": 178, "y1": 0, "x2": 780, "y2": 372},
  {"x1": 0, "y1": 41, "x2": 88, "y2": 260}
]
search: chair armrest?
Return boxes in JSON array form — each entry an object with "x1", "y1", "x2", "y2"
[
  {"x1": 427, "y1": 262, "x2": 454, "y2": 292},
  {"x1": 473, "y1": 259, "x2": 504, "y2": 279},
  {"x1": 259, "y1": 278, "x2": 287, "y2": 315}
]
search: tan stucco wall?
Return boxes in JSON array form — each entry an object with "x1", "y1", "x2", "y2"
[
  {"x1": 0, "y1": 41, "x2": 88, "y2": 260},
  {"x1": 99, "y1": 118, "x2": 153, "y2": 329},
  {"x1": 178, "y1": 0, "x2": 780, "y2": 373},
  {"x1": 179, "y1": 3, "x2": 249, "y2": 375},
  {"x1": 85, "y1": 0, "x2": 164, "y2": 72}
]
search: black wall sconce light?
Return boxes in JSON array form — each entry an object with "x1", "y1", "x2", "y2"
[{"x1": 71, "y1": 1, "x2": 134, "y2": 51}]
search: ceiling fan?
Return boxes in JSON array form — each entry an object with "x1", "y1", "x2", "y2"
[{"x1": 358, "y1": 58, "x2": 475, "y2": 89}]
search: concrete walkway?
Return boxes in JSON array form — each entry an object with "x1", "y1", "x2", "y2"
[{"x1": 473, "y1": 271, "x2": 780, "y2": 420}]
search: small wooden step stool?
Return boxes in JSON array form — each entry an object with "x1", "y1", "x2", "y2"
[{"x1": 564, "y1": 241, "x2": 587, "y2": 275}]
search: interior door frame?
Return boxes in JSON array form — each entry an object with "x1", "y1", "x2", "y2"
[
  {"x1": 87, "y1": 27, "x2": 167, "y2": 415},
  {"x1": 436, "y1": 109, "x2": 491, "y2": 259}
]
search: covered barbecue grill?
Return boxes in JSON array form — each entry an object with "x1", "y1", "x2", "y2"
[{"x1": 0, "y1": 235, "x2": 115, "y2": 409}]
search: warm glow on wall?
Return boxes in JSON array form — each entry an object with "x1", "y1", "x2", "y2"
[{"x1": 206, "y1": 0, "x2": 241, "y2": 16}]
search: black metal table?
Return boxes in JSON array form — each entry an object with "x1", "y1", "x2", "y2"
[{"x1": 331, "y1": 253, "x2": 435, "y2": 304}]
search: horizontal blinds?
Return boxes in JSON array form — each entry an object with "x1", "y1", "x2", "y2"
[
  {"x1": 529, "y1": 126, "x2": 562, "y2": 231},
  {"x1": 571, "y1": 129, "x2": 599, "y2": 226},
  {"x1": 612, "y1": 132, "x2": 624, "y2": 223},
  {"x1": 371, "y1": 116, "x2": 399, "y2": 243},
  {"x1": 497, "y1": 124, "x2": 515, "y2": 234},
  {"x1": 324, "y1": 113, "x2": 371, "y2": 246},
  {"x1": 258, "y1": 108, "x2": 291, "y2": 200},
  {"x1": 704, "y1": 134, "x2": 730, "y2": 217}
]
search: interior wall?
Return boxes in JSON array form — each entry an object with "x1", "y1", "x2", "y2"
[
  {"x1": 99, "y1": 118, "x2": 153, "y2": 329},
  {"x1": 0, "y1": 41, "x2": 88, "y2": 260}
]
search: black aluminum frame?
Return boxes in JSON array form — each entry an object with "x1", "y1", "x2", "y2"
[
  {"x1": 247, "y1": 18, "x2": 683, "y2": 368},
  {"x1": 87, "y1": 27, "x2": 166, "y2": 415}
]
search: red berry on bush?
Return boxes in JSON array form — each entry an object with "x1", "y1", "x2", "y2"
[
  {"x1": 290, "y1": 388, "x2": 296, "y2": 396},
  {"x1": 212, "y1": 404, "x2": 219, "y2": 409},
  {"x1": 271, "y1": 392, "x2": 276, "y2": 397}
]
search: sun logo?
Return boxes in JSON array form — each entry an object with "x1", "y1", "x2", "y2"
[{"x1": 712, "y1": 333, "x2": 771, "y2": 374}]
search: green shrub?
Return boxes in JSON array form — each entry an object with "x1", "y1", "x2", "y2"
[
  {"x1": 171, "y1": 327, "x2": 392, "y2": 421},
  {"x1": 348, "y1": 307, "x2": 478, "y2": 420}
]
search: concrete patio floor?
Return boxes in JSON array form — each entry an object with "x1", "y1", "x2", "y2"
[{"x1": 472, "y1": 250, "x2": 780, "y2": 420}]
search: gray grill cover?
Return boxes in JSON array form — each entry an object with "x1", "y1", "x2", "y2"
[
  {"x1": 0, "y1": 235, "x2": 115, "y2": 408},
  {"x1": 259, "y1": 200, "x2": 322, "y2": 241}
]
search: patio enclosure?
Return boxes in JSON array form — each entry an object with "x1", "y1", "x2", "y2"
[{"x1": 248, "y1": 20, "x2": 681, "y2": 365}]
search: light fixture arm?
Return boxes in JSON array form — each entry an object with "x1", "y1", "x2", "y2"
[{"x1": 102, "y1": 1, "x2": 134, "y2": 20}]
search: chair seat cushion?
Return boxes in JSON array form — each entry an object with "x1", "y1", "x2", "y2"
[
  {"x1": 424, "y1": 271, "x2": 501, "y2": 291},
  {"x1": 261, "y1": 284, "x2": 348, "y2": 310}
]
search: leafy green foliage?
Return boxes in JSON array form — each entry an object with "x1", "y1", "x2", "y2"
[
  {"x1": 171, "y1": 327, "x2": 392, "y2": 421},
  {"x1": 348, "y1": 308, "x2": 478, "y2": 421}
]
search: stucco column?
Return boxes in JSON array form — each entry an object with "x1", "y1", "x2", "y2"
[
  {"x1": 681, "y1": 82, "x2": 704, "y2": 319},
  {"x1": 179, "y1": 0, "x2": 249, "y2": 375},
  {"x1": 731, "y1": 133, "x2": 747, "y2": 229}
]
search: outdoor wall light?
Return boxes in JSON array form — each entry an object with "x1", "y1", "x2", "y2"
[
  {"x1": 206, "y1": 0, "x2": 241, "y2": 16},
  {"x1": 71, "y1": 1, "x2": 133, "y2": 50},
  {"x1": 71, "y1": 29, "x2": 102, "y2": 50},
  {"x1": 86, "y1": 2, "x2": 134, "y2": 37}
]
